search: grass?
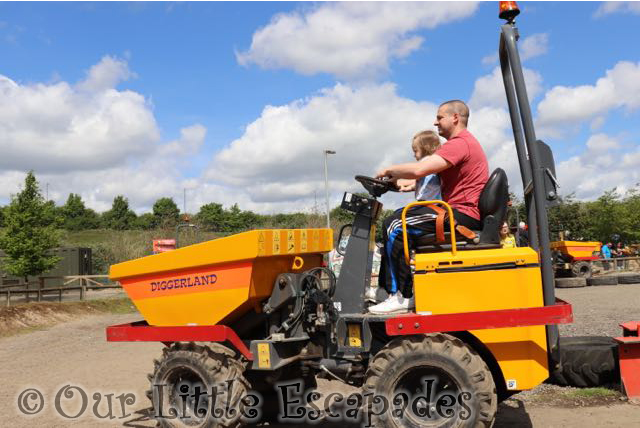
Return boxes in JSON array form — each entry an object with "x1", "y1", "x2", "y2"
[{"x1": 565, "y1": 387, "x2": 620, "y2": 399}]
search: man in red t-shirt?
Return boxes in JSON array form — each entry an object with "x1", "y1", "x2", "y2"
[{"x1": 369, "y1": 100, "x2": 489, "y2": 314}]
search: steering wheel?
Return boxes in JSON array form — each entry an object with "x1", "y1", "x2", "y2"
[{"x1": 355, "y1": 175, "x2": 399, "y2": 198}]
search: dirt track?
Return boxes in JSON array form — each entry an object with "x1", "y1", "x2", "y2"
[{"x1": 2, "y1": 284, "x2": 640, "y2": 427}]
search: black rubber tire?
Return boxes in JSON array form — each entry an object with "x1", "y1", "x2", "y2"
[
  {"x1": 571, "y1": 261, "x2": 592, "y2": 278},
  {"x1": 587, "y1": 276, "x2": 618, "y2": 286},
  {"x1": 555, "y1": 277, "x2": 587, "y2": 288},
  {"x1": 364, "y1": 334, "x2": 497, "y2": 428},
  {"x1": 550, "y1": 336, "x2": 620, "y2": 387},
  {"x1": 616, "y1": 273, "x2": 640, "y2": 284},
  {"x1": 245, "y1": 363, "x2": 317, "y2": 423},
  {"x1": 148, "y1": 342, "x2": 249, "y2": 428}
]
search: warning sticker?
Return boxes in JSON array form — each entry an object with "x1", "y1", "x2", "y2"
[{"x1": 287, "y1": 230, "x2": 295, "y2": 253}]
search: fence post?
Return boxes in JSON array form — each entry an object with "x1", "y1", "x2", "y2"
[
  {"x1": 59, "y1": 288, "x2": 63, "y2": 303},
  {"x1": 38, "y1": 277, "x2": 44, "y2": 302},
  {"x1": 5, "y1": 290, "x2": 9, "y2": 307},
  {"x1": 80, "y1": 279, "x2": 86, "y2": 301}
]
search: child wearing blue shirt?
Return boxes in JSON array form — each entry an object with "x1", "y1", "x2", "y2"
[{"x1": 397, "y1": 130, "x2": 442, "y2": 200}]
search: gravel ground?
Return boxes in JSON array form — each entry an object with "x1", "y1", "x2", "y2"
[{"x1": 555, "y1": 282, "x2": 640, "y2": 337}]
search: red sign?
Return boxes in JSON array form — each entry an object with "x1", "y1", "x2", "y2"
[{"x1": 152, "y1": 239, "x2": 176, "y2": 254}]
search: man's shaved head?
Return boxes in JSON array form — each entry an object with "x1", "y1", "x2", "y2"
[{"x1": 440, "y1": 100, "x2": 470, "y2": 126}]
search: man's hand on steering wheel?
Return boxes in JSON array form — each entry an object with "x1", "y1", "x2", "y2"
[{"x1": 375, "y1": 167, "x2": 390, "y2": 180}]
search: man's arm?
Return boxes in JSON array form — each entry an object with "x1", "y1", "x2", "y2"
[{"x1": 376, "y1": 154, "x2": 452, "y2": 180}]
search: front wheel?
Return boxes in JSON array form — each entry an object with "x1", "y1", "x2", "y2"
[
  {"x1": 148, "y1": 342, "x2": 249, "y2": 428},
  {"x1": 364, "y1": 334, "x2": 497, "y2": 428}
]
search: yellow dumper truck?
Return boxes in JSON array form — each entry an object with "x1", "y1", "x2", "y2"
[{"x1": 106, "y1": 3, "x2": 633, "y2": 427}]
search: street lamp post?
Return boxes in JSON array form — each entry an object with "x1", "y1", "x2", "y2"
[{"x1": 323, "y1": 150, "x2": 336, "y2": 229}]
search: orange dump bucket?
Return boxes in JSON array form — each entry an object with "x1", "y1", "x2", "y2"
[
  {"x1": 110, "y1": 229, "x2": 333, "y2": 326},
  {"x1": 550, "y1": 240, "x2": 601, "y2": 259}
]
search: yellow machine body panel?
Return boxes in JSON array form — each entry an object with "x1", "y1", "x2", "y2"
[
  {"x1": 110, "y1": 229, "x2": 333, "y2": 326},
  {"x1": 550, "y1": 240, "x2": 601, "y2": 259},
  {"x1": 414, "y1": 246, "x2": 549, "y2": 390}
]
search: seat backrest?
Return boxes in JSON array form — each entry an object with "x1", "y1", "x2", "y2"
[{"x1": 478, "y1": 168, "x2": 509, "y2": 244}]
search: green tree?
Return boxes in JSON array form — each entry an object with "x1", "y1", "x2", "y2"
[
  {"x1": 197, "y1": 202, "x2": 226, "y2": 231},
  {"x1": 547, "y1": 193, "x2": 591, "y2": 240},
  {"x1": 619, "y1": 185, "x2": 640, "y2": 243},
  {"x1": 102, "y1": 195, "x2": 137, "y2": 230},
  {"x1": 0, "y1": 171, "x2": 61, "y2": 281},
  {"x1": 134, "y1": 212, "x2": 156, "y2": 230},
  {"x1": 196, "y1": 202, "x2": 263, "y2": 233},
  {"x1": 61, "y1": 193, "x2": 100, "y2": 230},
  {"x1": 584, "y1": 189, "x2": 623, "y2": 243},
  {"x1": 153, "y1": 197, "x2": 180, "y2": 228}
]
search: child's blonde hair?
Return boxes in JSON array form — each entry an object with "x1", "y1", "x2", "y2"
[{"x1": 412, "y1": 130, "x2": 441, "y2": 159}]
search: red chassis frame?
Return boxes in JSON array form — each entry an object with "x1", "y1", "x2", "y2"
[
  {"x1": 107, "y1": 299, "x2": 573, "y2": 361},
  {"x1": 106, "y1": 321, "x2": 254, "y2": 360},
  {"x1": 616, "y1": 321, "x2": 640, "y2": 400},
  {"x1": 386, "y1": 298, "x2": 573, "y2": 335}
]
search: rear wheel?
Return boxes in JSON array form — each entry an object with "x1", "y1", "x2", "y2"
[
  {"x1": 148, "y1": 342, "x2": 249, "y2": 428},
  {"x1": 364, "y1": 334, "x2": 497, "y2": 428},
  {"x1": 550, "y1": 336, "x2": 620, "y2": 387},
  {"x1": 571, "y1": 261, "x2": 592, "y2": 278}
]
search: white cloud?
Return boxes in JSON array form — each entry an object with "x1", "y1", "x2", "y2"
[
  {"x1": 0, "y1": 56, "x2": 210, "y2": 214},
  {"x1": 519, "y1": 33, "x2": 549, "y2": 61},
  {"x1": 76, "y1": 55, "x2": 135, "y2": 93},
  {"x1": 556, "y1": 133, "x2": 640, "y2": 199},
  {"x1": 158, "y1": 124, "x2": 206, "y2": 157},
  {"x1": 594, "y1": 1, "x2": 640, "y2": 18},
  {"x1": 0, "y1": 56, "x2": 160, "y2": 173},
  {"x1": 469, "y1": 66, "x2": 543, "y2": 109},
  {"x1": 536, "y1": 61, "x2": 640, "y2": 137},
  {"x1": 480, "y1": 33, "x2": 549, "y2": 66},
  {"x1": 203, "y1": 81, "x2": 537, "y2": 211},
  {"x1": 204, "y1": 83, "x2": 439, "y2": 208},
  {"x1": 481, "y1": 53, "x2": 498, "y2": 66},
  {"x1": 0, "y1": 122, "x2": 209, "y2": 214},
  {"x1": 237, "y1": 2, "x2": 479, "y2": 80}
]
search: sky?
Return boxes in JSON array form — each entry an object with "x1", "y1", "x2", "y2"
[{"x1": 1, "y1": 1, "x2": 640, "y2": 215}]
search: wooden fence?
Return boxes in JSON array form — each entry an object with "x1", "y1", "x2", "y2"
[
  {"x1": 0, "y1": 275, "x2": 122, "y2": 307},
  {"x1": 590, "y1": 256, "x2": 640, "y2": 274}
]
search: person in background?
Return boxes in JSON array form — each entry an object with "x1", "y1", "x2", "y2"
[
  {"x1": 500, "y1": 222, "x2": 517, "y2": 248},
  {"x1": 601, "y1": 242, "x2": 612, "y2": 271},
  {"x1": 517, "y1": 221, "x2": 529, "y2": 247},
  {"x1": 614, "y1": 242, "x2": 626, "y2": 271}
]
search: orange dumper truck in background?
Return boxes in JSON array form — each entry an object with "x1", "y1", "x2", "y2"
[{"x1": 550, "y1": 240, "x2": 601, "y2": 278}]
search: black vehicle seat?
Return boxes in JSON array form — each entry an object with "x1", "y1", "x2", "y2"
[{"x1": 413, "y1": 168, "x2": 509, "y2": 253}]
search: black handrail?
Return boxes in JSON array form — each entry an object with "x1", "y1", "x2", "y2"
[{"x1": 499, "y1": 19, "x2": 560, "y2": 361}]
